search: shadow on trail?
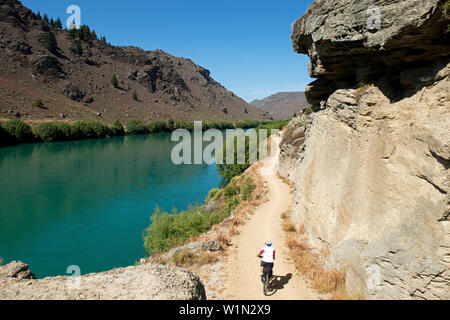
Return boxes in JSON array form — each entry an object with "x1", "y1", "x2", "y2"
[{"x1": 265, "y1": 273, "x2": 293, "y2": 296}]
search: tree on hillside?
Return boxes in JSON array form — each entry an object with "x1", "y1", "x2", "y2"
[
  {"x1": 55, "y1": 18, "x2": 63, "y2": 29},
  {"x1": 74, "y1": 40, "x2": 83, "y2": 56},
  {"x1": 69, "y1": 28, "x2": 77, "y2": 39},
  {"x1": 43, "y1": 14, "x2": 49, "y2": 24},
  {"x1": 44, "y1": 32, "x2": 57, "y2": 54}
]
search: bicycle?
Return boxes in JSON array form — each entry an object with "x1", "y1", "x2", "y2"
[{"x1": 259, "y1": 259, "x2": 273, "y2": 296}]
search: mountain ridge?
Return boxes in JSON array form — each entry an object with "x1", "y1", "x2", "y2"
[{"x1": 250, "y1": 91, "x2": 309, "y2": 120}]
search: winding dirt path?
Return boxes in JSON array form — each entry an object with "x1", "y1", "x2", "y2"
[{"x1": 220, "y1": 136, "x2": 318, "y2": 300}]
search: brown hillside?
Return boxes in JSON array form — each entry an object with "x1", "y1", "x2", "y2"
[
  {"x1": 250, "y1": 91, "x2": 309, "y2": 120},
  {"x1": 0, "y1": 0, "x2": 268, "y2": 124}
]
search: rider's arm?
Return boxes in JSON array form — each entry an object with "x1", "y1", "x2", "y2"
[
  {"x1": 273, "y1": 250, "x2": 276, "y2": 260},
  {"x1": 257, "y1": 249, "x2": 264, "y2": 258}
]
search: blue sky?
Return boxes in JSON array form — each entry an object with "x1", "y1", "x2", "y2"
[{"x1": 22, "y1": 0, "x2": 313, "y2": 102}]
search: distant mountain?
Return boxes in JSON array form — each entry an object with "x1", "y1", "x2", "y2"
[
  {"x1": 250, "y1": 92, "x2": 309, "y2": 120},
  {"x1": 0, "y1": 0, "x2": 268, "y2": 124}
]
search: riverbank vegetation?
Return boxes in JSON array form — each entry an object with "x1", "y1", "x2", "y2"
[
  {"x1": 0, "y1": 118, "x2": 274, "y2": 147},
  {"x1": 216, "y1": 119, "x2": 291, "y2": 181},
  {"x1": 143, "y1": 175, "x2": 255, "y2": 256}
]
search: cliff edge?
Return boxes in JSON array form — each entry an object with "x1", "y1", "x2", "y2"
[{"x1": 0, "y1": 261, "x2": 206, "y2": 300}]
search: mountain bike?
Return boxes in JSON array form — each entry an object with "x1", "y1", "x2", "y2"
[{"x1": 260, "y1": 261, "x2": 273, "y2": 296}]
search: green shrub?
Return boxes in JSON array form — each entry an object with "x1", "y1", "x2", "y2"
[
  {"x1": 44, "y1": 32, "x2": 57, "y2": 53},
  {"x1": 235, "y1": 120, "x2": 261, "y2": 129},
  {"x1": 241, "y1": 177, "x2": 255, "y2": 201},
  {"x1": 167, "y1": 118, "x2": 175, "y2": 131},
  {"x1": 74, "y1": 41, "x2": 83, "y2": 56},
  {"x1": 216, "y1": 135, "x2": 253, "y2": 181},
  {"x1": 143, "y1": 206, "x2": 229, "y2": 255},
  {"x1": 56, "y1": 123, "x2": 72, "y2": 140},
  {"x1": 34, "y1": 122, "x2": 61, "y2": 142},
  {"x1": 126, "y1": 120, "x2": 147, "y2": 135},
  {"x1": 206, "y1": 188, "x2": 223, "y2": 202},
  {"x1": 2, "y1": 119, "x2": 33, "y2": 144},
  {"x1": 0, "y1": 124, "x2": 13, "y2": 146},
  {"x1": 225, "y1": 195, "x2": 239, "y2": 212},
  {"x1": 34, "y1": 99, "x2": 44, "y2": 108},
  {"x1": 146, "y1": 120, "x2": 169, "y2": 133},
  {"x1": 132, "y1": 91, "x2": 138, "y2": 101},
  {"x1": 70, "y1": 121, "x2": 97, "y2": 139},
  {"x1": 224, "y1": 184, "x2": 240, "y2": 197},
  {"x1": 110, "y1": 120, "x2": 125, "y2": 136},
  {"x1": 206, "y1": 121, "x2": 234, "y2": 130},
  {"x1": 87, "y1": 121, "x2": 109, "y2": 138},
  {"x1": 111, "y1": 74, "x2": 118, "y2": 87},
  {"x1": 175, "y1": 121, "x2": 194, "y2": 131},
  {"x1": 303, "y1": 107, "x2": 313, "y2": 115}
]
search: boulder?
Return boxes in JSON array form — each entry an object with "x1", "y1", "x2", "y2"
[
  {"x1": 0, "y1": 261, "x2": 206, "y2": 300},
  {"x1": 0, "y1": 261, "x2": 36, "y2": 279}
]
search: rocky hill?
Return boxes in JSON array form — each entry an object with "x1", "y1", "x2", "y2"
[
  {"x1": 0, "y1": 261, "x2": 206, "y2": 300},
  {"x1": 281, "y1": 0, "x2": 449, "y2": 299},
  {"x1": 250, "y1": 92, "x2": 309, "y2": 120},
  {"x1": 0, "y1": 0, "x2": 267, "y2": 124}
]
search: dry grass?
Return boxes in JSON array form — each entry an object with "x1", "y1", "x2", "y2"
[
  {"x1": 172, "y1": 250, "x2": 219, "y2": 267},
  {"x1": 285, "y1": 233, "x2": 352, "y2": 298},
  {"x1": 229, "y1": 225, "x2": 240, "y2": 237},
  {"x1": 277, "y1": 173, "x2": 293, "y2": 187},
  {"x1": 298, "y1": 224, "x2": 306, "y2": 235},
  {"x1": 147, "y1": 253, "x2": 168, "y2": 265},
  {"x1": 282, "y1": 222, "x2": 296, "y2": 232}
]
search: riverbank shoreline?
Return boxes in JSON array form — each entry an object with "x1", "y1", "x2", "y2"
[{"x1": 0, "y1": 117, "x2": 269, "y2": 147}]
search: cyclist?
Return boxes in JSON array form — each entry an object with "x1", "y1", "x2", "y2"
[{"x1": 257, "y1": 240, "x2": 275, "y2": 282}]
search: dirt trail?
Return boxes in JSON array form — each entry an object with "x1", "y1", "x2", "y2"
[{"x1": 221, "y1": 136, "x2": 318, "y2": 300}]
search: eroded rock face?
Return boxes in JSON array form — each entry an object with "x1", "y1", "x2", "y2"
[
  {"x1": 279, "y1": 114, "x2": 313, "y2": 182},
  {"x1": 292, "y1": 0, "x2": 450, "y2": 106},
  {"x1": 286, "y1": 0, "x2": 450, "y2": 299},
  {"x1": 0, "y1": 261, "x2": 206, "y2": 300}
]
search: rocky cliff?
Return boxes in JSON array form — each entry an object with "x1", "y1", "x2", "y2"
[
  {"x1": 281, "y1": 0, "x2": 450, "y2": 299},
  {"x1": 0, "y1": 261, "x2": 206, "y2": 300}
]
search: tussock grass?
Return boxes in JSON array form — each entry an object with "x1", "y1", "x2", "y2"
[
  {"x1": 285, "y1": 234, "x2": 346, "y2": 295},
  {"x1": 282, "y1": 222, "x2": 296, "y2": 232},
  {"x1": 172, "y1": 250, "x2": 218, "y2": 267}
]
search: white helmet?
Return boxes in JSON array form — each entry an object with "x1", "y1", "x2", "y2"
[{"x1": 265, "y1": 240, "x2": 272, "y2": 247}]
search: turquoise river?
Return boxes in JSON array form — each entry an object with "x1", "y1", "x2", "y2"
[{"x1": 0, "y1": 133, "x2": 223, "y2": 278}]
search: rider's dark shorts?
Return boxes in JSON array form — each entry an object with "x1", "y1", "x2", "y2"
[{"x1": 261, "y1": 261, "x2": 274, "y2": 269}]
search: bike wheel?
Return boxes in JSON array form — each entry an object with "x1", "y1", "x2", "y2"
[{"x1": 263, "y1": 275, "x2": 269, "y2": 295}]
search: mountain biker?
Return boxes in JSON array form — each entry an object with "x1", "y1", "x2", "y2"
[{"x1": 257, "y1": 240, "x2": 275, "y2": 281}]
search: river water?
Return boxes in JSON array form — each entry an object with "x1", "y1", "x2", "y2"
[{"x1": 0, "y1": 133, "x2": 222, "y2": 278}]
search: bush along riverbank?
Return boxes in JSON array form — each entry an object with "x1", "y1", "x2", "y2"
[
  {"x1": 143, "y1": 174, "x2": 256, "y2": 256},
  {"x1": 0, "y1": 118, "x2": 275, "y2": 147},
  {"x1": 216, "y1": 118, "x2": 291, "y2": 181}
]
